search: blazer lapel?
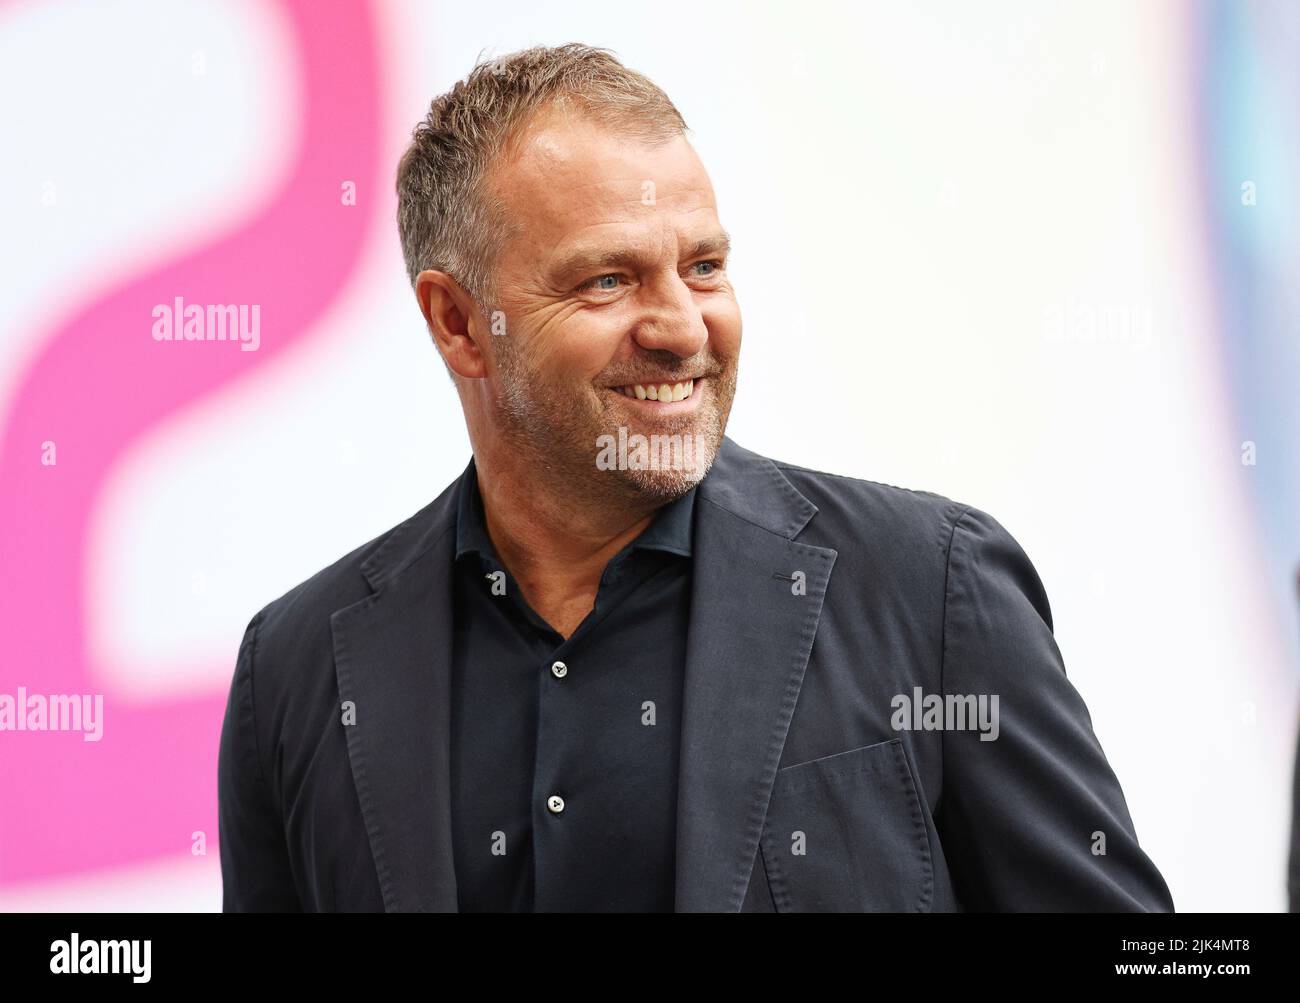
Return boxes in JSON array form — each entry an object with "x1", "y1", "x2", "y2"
[
  {"x1": 674, "y1": 439, "x2": 838, "y2": 911},
  {"x1": 331, "y1": 483, "x2": 462, "y2": 912}
]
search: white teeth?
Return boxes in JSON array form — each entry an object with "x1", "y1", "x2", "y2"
[{"x1": 616, "y1": 377, "x2": 696, "y2": 402}]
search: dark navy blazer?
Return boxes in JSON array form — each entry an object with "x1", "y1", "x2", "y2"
[{"x1": 218, "y1": 435, "x2": 1175, "y2": 912}]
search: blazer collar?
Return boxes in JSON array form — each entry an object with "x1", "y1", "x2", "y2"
[{"x1": 331, "y1": 435, "x2": 837, "y2": 911}]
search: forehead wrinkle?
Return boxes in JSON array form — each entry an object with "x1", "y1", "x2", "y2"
[{"x1": 523, "y1": 185, "x2": 707, "y2": 246}]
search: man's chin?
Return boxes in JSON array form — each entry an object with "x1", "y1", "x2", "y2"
[
  {"x1": 605, "y1": 440, "x2": 718, "y2": 501},
  {"x1": 584, "y1": 408, "x2": 728, "y2": 501},
  {"x1": 617, "y1": 466, "x2": 703, "y2": 501}
]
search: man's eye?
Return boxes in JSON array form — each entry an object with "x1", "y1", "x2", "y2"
[
  {"x1": 692, "y1": 259, "x2": 725, "y2": 278},
  {"x1": 581, "y1": 274, "x2": 622, "y2": 292}
]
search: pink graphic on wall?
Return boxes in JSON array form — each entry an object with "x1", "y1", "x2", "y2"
[{"x1": 0, "y1": 0, "x2": 382, "y2": 884}]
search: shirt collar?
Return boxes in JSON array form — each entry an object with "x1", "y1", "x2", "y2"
[
  {"x1": 454, "y1": 455, "x2": 695, "y2": 563},
  {"x1": 453, "y1": 455, "x2": 495, "y2": 563}
]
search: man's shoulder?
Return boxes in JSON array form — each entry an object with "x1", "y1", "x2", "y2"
[
  {"x1": 756, "y1": 447, "x2": 1042, "y2": 613},
  {"x1": 762, "y1": 451, "x2": 972, "y2": 552},
  {"x1": 245, "y1": 486, "x2": 455, "y2": 658}
]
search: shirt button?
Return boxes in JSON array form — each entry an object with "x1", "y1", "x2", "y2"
[
  {"x1": 547, "y1": 794, "x2": 565, "y2": 814},
  {"x1": 550, "y1": 660, "x2": 568, "y2": 679}
]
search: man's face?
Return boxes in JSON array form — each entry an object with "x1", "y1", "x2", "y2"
[{"x1": 481, "y1": 107, "x2": 741, "y2": 504}]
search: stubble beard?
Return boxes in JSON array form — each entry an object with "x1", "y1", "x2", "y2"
[{"x1": 491, "y1": 337, "x2": 737, "y2": 509}]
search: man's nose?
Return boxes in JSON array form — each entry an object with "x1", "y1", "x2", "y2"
[{"x1": 630, "y1": 272, "x2": 710, "y2": 357}]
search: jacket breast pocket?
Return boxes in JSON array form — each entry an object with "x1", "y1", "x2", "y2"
[{"x1": 759, "y1": 737, "x2": 934, "y2": 912}]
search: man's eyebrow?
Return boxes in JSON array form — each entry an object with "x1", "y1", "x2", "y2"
[
  {"x1": 549, "y1": 230, "x2": 732, "y2": 282},
  {"x1": 684, "y1": 231, "x2": 731, "y2": 260}
]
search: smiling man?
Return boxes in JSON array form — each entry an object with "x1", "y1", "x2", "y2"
[{"x1": 219, "y1": 43, "x2": 1174, "y2": 913}]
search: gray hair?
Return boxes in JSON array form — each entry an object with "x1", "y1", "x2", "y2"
[{"x1": 395, "y1": 43, "x2": 689, "y2": 323}]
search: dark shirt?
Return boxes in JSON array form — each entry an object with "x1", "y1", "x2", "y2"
[{"x1": 449, "y1": 457, "x2": 695, "y2": 912}]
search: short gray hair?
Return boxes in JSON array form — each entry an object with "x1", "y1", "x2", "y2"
[{"x1": 395, "y1": 43, "x2": 689, "y2": 317}]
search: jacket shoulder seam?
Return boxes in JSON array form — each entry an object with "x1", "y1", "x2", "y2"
[
  {"x1": 936, "y1": 503, "x2": 976, "y2": 818},
  {"x1": 771, "y1": 460, "x2": 954, "y2": 502}
]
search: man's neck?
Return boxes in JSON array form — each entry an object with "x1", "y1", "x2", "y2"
[{"x1": 473, "y1": 457, "x2": 659, "y2": 638}]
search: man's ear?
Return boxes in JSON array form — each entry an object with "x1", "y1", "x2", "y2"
[{"x1": 416, "y1": 269, "x2": 489, "y2": 379}]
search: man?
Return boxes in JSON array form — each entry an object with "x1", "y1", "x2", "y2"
[{"x1": 218, "y1": 43, "x2": 1174, "y2": 912}]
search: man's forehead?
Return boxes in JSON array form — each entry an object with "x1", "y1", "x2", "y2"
[{"x1": 494, "y1": 111, "x2": 714, "y2": 223}]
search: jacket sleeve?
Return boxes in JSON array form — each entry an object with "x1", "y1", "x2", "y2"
[
  {"x1": 218, "y1": 610, "x2": 303, "y2": 911},
  {"x1": 934, "y1": 505, "x2": 1174, "y2": 911}
]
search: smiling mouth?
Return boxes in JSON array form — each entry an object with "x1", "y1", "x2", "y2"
[{"x1": 610, "y1": 378, "x2": 697, "y2": 402}]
